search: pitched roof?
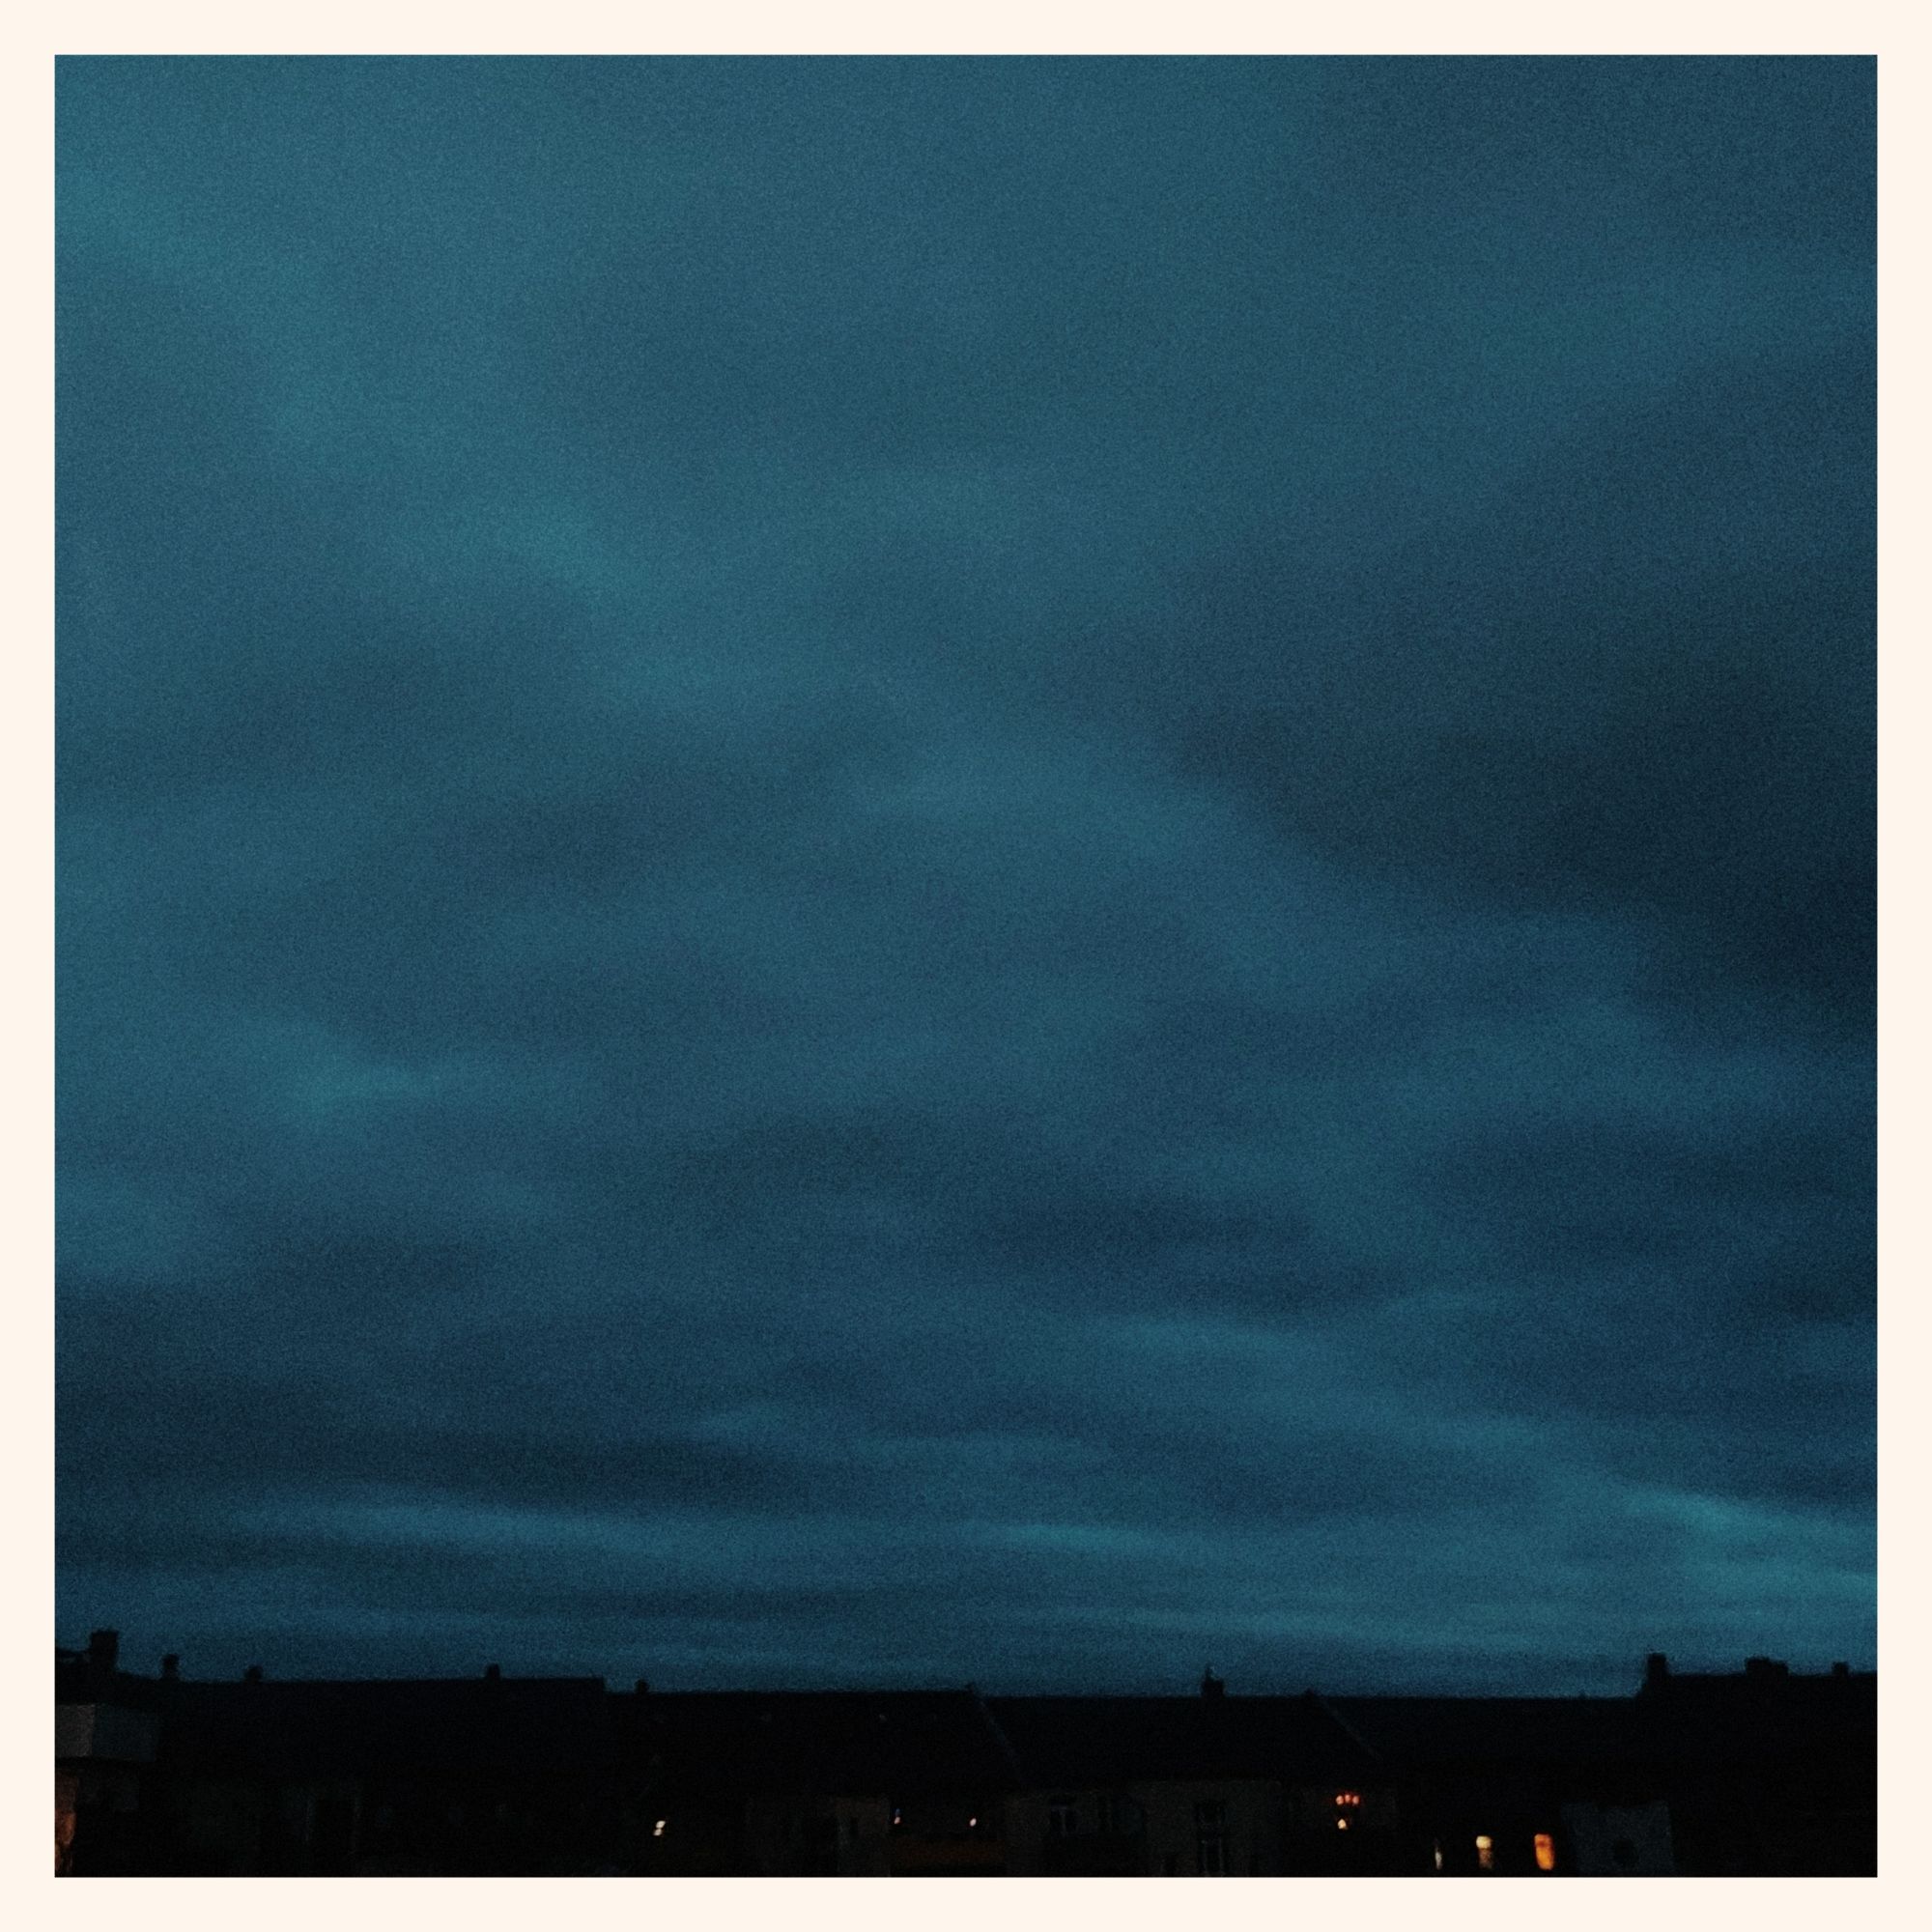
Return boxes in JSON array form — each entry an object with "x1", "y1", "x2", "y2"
[
  {"x1": 1633, "y1": 1669, "x2": 1876, "y2": 1764},
  {"x1": 55, "y1": 1656, "x2": 170, "y2": 1714},
  {"x1": 1322, "y1": 1695, "x2": 1646, "y2": 1768},
  {"x1": 163, "y1": 1675, "x2": 613, "y2": 1779},
  {"x1": 985, "y1": 1693, "x2": 1378, "y2": 1788},
  {"x1": 621, "y1": 1690, "x2": 1018, "y2": 1799}
]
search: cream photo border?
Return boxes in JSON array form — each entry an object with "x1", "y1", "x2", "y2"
[{"x1": 7, "y1": 6, "x2": 1918, "y2": 1927}]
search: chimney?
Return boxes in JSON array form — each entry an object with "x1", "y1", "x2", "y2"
[
  {"x1": 635, "y1": 1678, "x2": 650, "y2": 1696},
  {"x1": 1201, "y1": 1666, "x2": 1225, "y2": 1700},
  {"x1": 160, "y1": 1654, "x2": 180, "y2": 1682},
  {"x1": 243, "y1": 1664, "x2": 264, "y2": 1685},
  {"x1": 1744, "y1": 1657, "x2": 1789, "y2": 1685},
  {"x1": 1643, "y1": 1652, "x2": 1669, "y2": 1691},
  {"x1": 87, "y1": 1629, "x2": 120, "y2": 1673},
  {"x1": 484, "y1": 1662, "x2": 502, "y2": 1683},
  {"x1": 1832, "y1": 1661, "x2": 1851, "y2": 1679}
]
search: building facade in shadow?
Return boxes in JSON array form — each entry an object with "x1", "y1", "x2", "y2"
[{"x1": 54, "y1": 1639, "x2": 1876, "y2": 1877}]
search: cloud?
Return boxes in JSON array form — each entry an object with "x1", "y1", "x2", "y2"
[{"x1": 58, "y1": 56, "x2": 1873, "y2": 1691}]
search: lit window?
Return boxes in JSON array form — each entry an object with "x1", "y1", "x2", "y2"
[
  {"x1": 1333, "y1": 1791, "x2": 1361, "y2": 1806},
  {"x1": 1336, "y1": 1817, "x2": 1349, "y2": 1832},
  {"x1": 1433, "y1": 1840, "x2": 1444, "y2": 1872},
  {"x1": 1534, "y1": 1833, "x2": 1556, "y2": 1872},
  {"x1": 652, "y1": 1819, "x2": 667, "y2": 1838},
  {"x1": 1475, "y1": 1834, "x2": 1494, "y2": 1871}
]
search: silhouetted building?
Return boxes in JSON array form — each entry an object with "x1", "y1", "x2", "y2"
[
  {"x1": 1322, "y1": 1692, "x2": 1662, "y2": 1874},
  {"x1": 987, "y1": 1690, "x2": 1393, "y2": 1874},
  {"x1": 1325, "y1": 1655, "x2": 1877, "y2": 1877},
  {"x1": 1628, "y1": 1653, "x2": 1877, "y2": 1875},
  {"x1": 56, "y1": 1632, "x2": 165, "y2": 1874},
  {"x1": 53, "y1": 1638, "x2": 1875, "y2": 1876},
  {"x1": 618, "y1": 1690, "x2": 1018, "y2": 1875}
]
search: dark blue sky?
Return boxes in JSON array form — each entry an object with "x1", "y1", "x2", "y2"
[{"x1": 57, "y1": 57, "x2": 1874, "y2": 1692}]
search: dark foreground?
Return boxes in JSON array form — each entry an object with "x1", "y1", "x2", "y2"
[{"x1": 57, "y1": 1637, "x2": 1873, "y2": 1876}]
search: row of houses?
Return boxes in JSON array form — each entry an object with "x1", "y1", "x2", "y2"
[{"x1": 56, "y1": 1634, "x2": 1875, "y2": 1877}]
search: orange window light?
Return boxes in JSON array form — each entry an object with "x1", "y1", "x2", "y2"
[{"x1": 1534, "y1": 1833, "x2": 1556, "y2": 1872}]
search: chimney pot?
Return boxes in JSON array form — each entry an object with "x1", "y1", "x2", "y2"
[
  {"x1": 160, "y1": 1654, "x2": 180, "y2": 1681},
  {"x1": 635, "y1": 1678, "x2": 650, "y2": 1696},
  {"x1": 484, "y1": 1662, "x2": 501, "y2": 1682},
  {"x1": 87, "y1": 1629, "x2": 120, "y2": 1671},
  {"x1": 1644, "y1": 1652, "x2": 1669, "y2": 1688},
  {"x1": 1832, "y1": 1661, "x2": 1851, "y2": 1678},
  {"x1": 243, "y1": 1664, "x2": 264, "y2": 1685},
  {"x1": 1201, "y1": 1666, "x2": 1225, "y2": 1700}
]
